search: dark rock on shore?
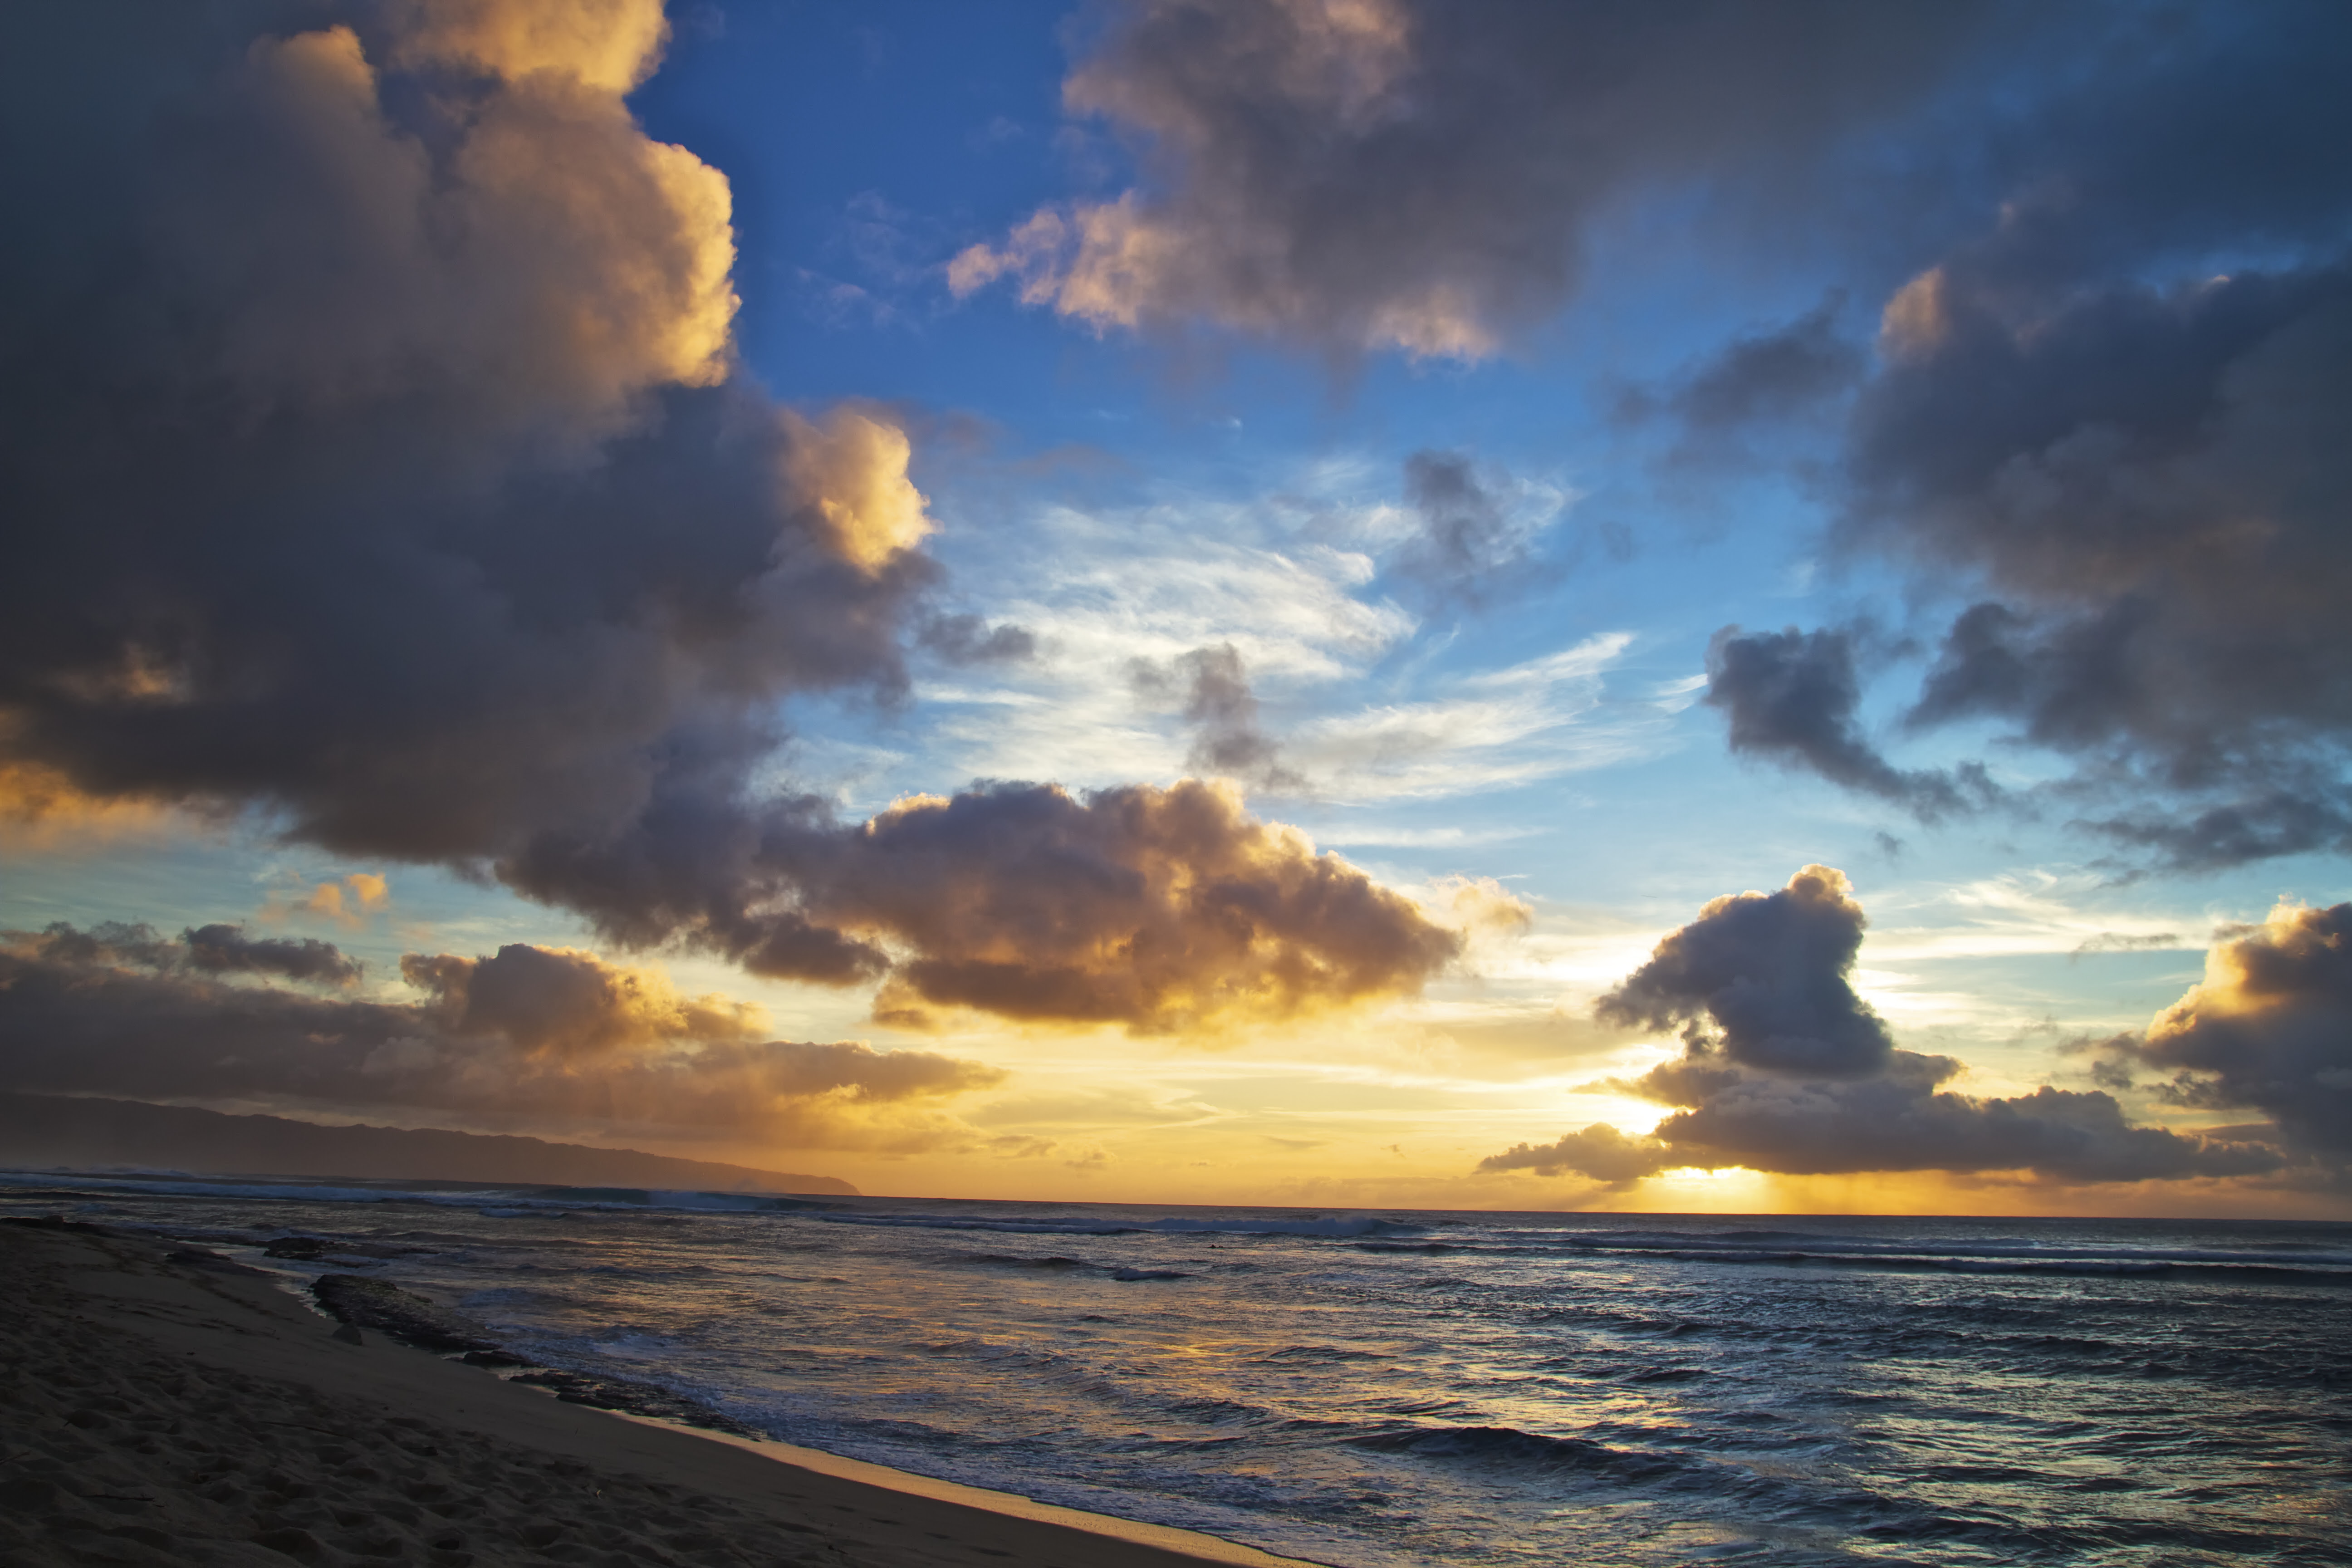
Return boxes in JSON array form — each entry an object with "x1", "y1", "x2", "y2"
[
  {"x1": 310, "y1": 1274, "x2": 500, "y2": 1353},
  {"x1": 505, "y1": 1370, "x2": 759, "y2": 1437},
  {"x1": 0, "y1": 1213, "x2": 110, "y2": 1234}
]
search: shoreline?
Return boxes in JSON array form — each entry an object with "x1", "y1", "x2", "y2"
[{"x1": 0, "y1": 1220, "x2": 1328, "y2": 1568}]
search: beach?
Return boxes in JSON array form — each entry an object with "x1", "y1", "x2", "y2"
[
  {"x1": 6, "y1": 1181, "x2": 2348, "y2": 1566},
  {"x1": 0, "y1": 1219, "x2": 1314, "y2": 1568}
]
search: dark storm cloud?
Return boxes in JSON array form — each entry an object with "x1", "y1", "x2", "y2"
[
  {"x1": 1705, "y1": 627, "x2": 1995, "y2": 823},
  {"x1": 0, "y1": 1, "x2": 1464, "y2": 1028},
  {"x1": 1486, "y1": 868, "x2": 2286, "y2": 1186},
  {"x1": 952, "y1": 0, "x2": 2004, "y2": 357},
  {"x1": 1597, "y1": 864, "x2": 1892, "y2": 1078},
  {"x1": 0, "y1": 923, "x2": 1000, "y2": 1148},
  {"x1": 2117, "y1": 902, "x2": 2352, "y2": 1159}
]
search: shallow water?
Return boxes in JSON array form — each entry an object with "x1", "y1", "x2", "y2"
[{"x1": 9, "y1": 1172, "x2": 2349, "y2": 1567}]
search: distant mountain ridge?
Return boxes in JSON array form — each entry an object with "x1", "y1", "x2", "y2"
[{"x1": 0, "y1": 1093, "x2": 858, "y2": 1195}]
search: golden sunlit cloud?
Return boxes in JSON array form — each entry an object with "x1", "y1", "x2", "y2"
[
  {"x1": 781, "y1": 407, "x2": 937, "y2": 571},
  {"x1": 833, "y1": 779, "x2": 1474, "y2": 1035},
  {"x1": 0, "y1": 762, "x2": 186, "y2": 853},
  {"x1": 284, "y1": 872, "x2": 392, "y2": 928},
  {"x1": 386, "y1": 0, "x2": 673, "y2": 93}
]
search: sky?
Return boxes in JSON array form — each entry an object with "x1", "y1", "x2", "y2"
[{"x1": 4, "y1": 0, "x2": 2351, "y2": 1217}]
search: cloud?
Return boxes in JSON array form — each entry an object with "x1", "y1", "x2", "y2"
[
  {"x1": 0, "y1": 923, "x2": 999, "y2": 1149},
  {"x1": 0, "y1": 2, "x2": 1457, "y2": 1032},
  {"x1": 800, "y1": 779, "x2": 1468, "y2": 1034},
  {"x1": 1614, "y1": 297, "x2": 1867, "y2": 476},
  {"x1": 1646, "y1": 297, "x2": 1864, "y2": 434},
  {"x1": 911, "y1": 480, "x2": 1651, "y2": 807},
  {"x1": 18, "y1": 919, "x2": 361, "y2": 990},
  {"x1": 1283, "y1": 633, "x2": 1656, "y2": 801},
  {"x1": 1385, "y1": 451, "x2": 1562, "y2": 609},
  {"x1": 1596, "y1": 864, "x2": 1896, "y2": 1078},
  {"x1": 1713, "y1": 5, "x2": 2352, "y2": 865},
  {"x1": 183, "y1": 924, "x2": 364, "y2": 988},
  {"x1": 951, "y1": 0, "x2": 1999, "y2": 358},
  {"x1": 1705, "y1": 626, "x2": 1996, "y2": 823},
  {"x1": 2121, "y1": 902, "x2": 2352, "y2": 1160},
  {"x1": 0, "y1": 761, "x2": 191, "y2": 853},
  {"x1": 1603, "y1": 1049, "x2": 2280, "y2": 1184},
  {"x1": 1486, "y1": 867, "x2": 2287, "y2": 1186},
  {"x1": 1131, "y1": 644, "x2": 1304, "y2": 792},
  {"x1": 1850, "y1": 264, "x2": 2352, "y2": 855},
  {"x1": 918, "y1": 613, "x2": 1038, "y2": 666},
  {"x1": 1476, "y1": 1123, "x2": 1674, "y2": 1186},
  {"x1": 399, "y1": 942, "x2": 766, "y2": 1058},
  {"x1": 0, "y1": 0, "x2": 921, "y2": 875},
  {"x1": 282, "y1": 872, "x2": 392, "y2": 927}
]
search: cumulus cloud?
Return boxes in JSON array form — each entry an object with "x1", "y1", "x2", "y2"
[
  {"x1": 398, "y1": 942, "x2": 765, "y2": 1058},
  {"x1": 0, "y1": 1, "x2": 1457, "y2": 1031},
  {"x1": 1693, "y1": 6, "x2": 2352, "y2": 864},
  {"x1": 1489, "y1": 867, "x2": 2286, "y2": 1186},
  {"x1": 1596, "y1": 864, "x2": 1895, "y2": 1078},
  {"x1": 1844, "y1": 260, "x2": 2352, "y2": 864},
  {"x1": 1705, "y1": 627, "x2": 1998, "y2": 823},
  {"x1": 950, "y1": 0, "x2": 1998, "y2": 357},
  {"x1": 0, "y1": 923, "x2": 1000, "y2": 1150},
  {"x1": 2119, "y1": 902, "x2": 2352, "y2": 1160},
  {"x1": 0, "y1": 1, "x2": 921, "y2": 869},
  {"x1": 807, "y1": 779, "x2": 1468, "y2": 1034}
]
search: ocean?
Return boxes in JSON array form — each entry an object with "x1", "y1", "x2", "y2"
[{"x1": 6, "y1": 1172, "x2": 2348, "y2": 1567}]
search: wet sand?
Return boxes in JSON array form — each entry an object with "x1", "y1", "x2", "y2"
[{"x1": 0, "y1": 1220, "x2": 1319, "y2": 1568}]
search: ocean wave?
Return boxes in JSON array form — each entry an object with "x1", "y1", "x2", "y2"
[
  {"x1": 817, "y1": 1211, "x2": 1418, "y2": 1239},
  {"x1": 817, "y1": 1213, "x2": 1142, "y2": 1236},
  {"x1": 1345, "y1": 1424, "x2": 1690, "y2": 1482},
  {"x1": 1622, "y1": 1248, "x2": 2352, "y2": 1283},
  {"x1": 1508, "y1": 1225, "x2": 2352, "y2": 1272}
]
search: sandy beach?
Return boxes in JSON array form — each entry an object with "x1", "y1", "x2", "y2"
[{"x1": 0, "y1": 1219, "x2": 1318, "y2": 1568}]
